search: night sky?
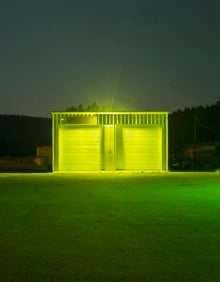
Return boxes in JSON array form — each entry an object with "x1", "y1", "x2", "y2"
[{"x1": 0, "y1": 0, "x2": 219, "y2": 117}]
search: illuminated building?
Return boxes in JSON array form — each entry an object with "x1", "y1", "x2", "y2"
[{"x1": 51, "y1": 112, "x2": 168, "y2": 171}]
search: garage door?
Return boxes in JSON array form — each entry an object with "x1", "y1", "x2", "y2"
[
  {"x1": 116, "y1": 126, "x2": 162, "y2": 170},
  {"x1": 58, "y1": 125, "x2": 103, "y2": 170}
]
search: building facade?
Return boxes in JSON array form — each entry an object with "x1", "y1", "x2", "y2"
[{"x1": 52, "y1": 112, "x2": 168, "y2": 171}]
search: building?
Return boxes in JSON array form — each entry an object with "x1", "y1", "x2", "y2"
[{"x1": 51, "y1": 112, "x2": 168, "y2": 171}]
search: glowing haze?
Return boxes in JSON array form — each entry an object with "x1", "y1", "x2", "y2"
[{"x1": 0, "y1": 0, "x2": 219, "y2": 117}]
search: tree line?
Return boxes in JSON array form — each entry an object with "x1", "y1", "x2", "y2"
[
  {"x1": 169, "y1": 101, "x2": 220, "y2": 152},
  {"x1": 0, "y1": 115, "x2": 52, "y2": 157}
]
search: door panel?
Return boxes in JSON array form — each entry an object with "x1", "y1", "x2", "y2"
[
  {"x1": 116, "y1": 126, "x2": 162, "y2": 170},
  {"x1": 58, "y1": 125, "x2": 103, "y2": 170},
  {"x1": 104, "y1": 125, "x2": 115, "y2": 170}
]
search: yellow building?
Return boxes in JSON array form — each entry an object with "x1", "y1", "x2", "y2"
[{"x1": 51, "y1": 112, "x2": 168, "y2": 171}]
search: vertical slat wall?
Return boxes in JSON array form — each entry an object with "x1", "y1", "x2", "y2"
[
  {"x1": 53, "y1": 112, "x2": 167, "y2": 126},
  {"x1": 52, "y1": 112, "x2": 168, "y2": 126},
  {"x1": 97, "y1": 113, "x2": 166, "y2": 125}
]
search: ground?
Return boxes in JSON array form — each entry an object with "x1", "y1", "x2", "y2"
[{"x1": 0, "y1": 171, "x2": 219, "y2": 281}]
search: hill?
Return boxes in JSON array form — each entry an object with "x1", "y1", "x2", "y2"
[
  {"x1": 169, "y1": 101, "x2": 220, "y2": 152},
  {"x1": 0, "y1": 115, "x2": 51, "y2": 157}
]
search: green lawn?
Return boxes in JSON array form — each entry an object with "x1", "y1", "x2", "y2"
[{"x1": 0, "y1": 172, "x2": 220, "y2": 281}]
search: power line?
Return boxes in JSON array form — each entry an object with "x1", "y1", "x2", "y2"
[{"x1": 196, "y1": 118, "x2": 220, "y2": 130}]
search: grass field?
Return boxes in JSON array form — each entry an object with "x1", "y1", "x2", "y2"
[{"x1": 0, "y1": 172, "x2": 220, "y2": 281}]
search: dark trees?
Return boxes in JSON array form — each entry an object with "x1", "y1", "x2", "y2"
[
  {"x1": 66, "y1": 102, "x2": 101, "y2": 112},
  {"x1": 169, "y1": 101, "x2": 220, "y2": 152}
]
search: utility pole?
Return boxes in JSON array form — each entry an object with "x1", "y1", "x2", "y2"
[{"x1": 193, "y1": 115, "x2": 197, "y2": 167}]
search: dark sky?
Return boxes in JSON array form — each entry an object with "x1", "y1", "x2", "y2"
[{"x1": 0, "y1": 0, "x2": 219, "y2": 117}]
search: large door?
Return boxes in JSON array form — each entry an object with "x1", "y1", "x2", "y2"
[
  {"x1": 58, "y1": 125, "x2": 103, "y2": 170},
  {"x1": 116, "y1": 126, "x2": 162, "y2": 170}
]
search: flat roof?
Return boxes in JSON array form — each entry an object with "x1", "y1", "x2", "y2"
[{"x1": 51, "y1": 111, "x2": 169, "y2": 115}]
